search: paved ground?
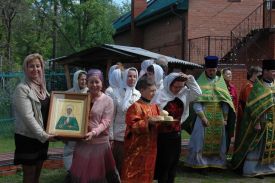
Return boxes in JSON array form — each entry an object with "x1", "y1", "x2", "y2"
[{"x1": 174, "y1": 165, "x2": 275, "y2": 183}]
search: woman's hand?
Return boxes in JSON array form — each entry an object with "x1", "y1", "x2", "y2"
[
  {"x1": 178, "y1": 72, "x2": 189, "y2": 80},
  {"x1": 109, "y1": 140, "x2": 114, "y2": 149},
  {"x1": 85, "y1": 131, "x2": 96, "y2": 141},
  {"x1": 47, "y1": 134, "x2": 57, "y2": 141},
  {"x1": 201, "y1": 117, "x2": 209, "y2": 127}
]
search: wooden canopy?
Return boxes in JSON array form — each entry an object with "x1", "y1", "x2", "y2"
[{"x1": 52, "y1": 44, "x2": 202, "y2": 89}]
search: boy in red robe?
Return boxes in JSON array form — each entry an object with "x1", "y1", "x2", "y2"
[{"x1": 121, "y1": 77, "x2": 160, "y2": 183}]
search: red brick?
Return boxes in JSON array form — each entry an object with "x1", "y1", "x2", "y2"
[{"x1": 114, "y1": 0, "x2": 271, "y2": 66}]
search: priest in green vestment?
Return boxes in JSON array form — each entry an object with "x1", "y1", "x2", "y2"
[
  {"x1": 232, "y1": 59, "x2": 275, "y2": 178},
  {"x1": 184, "y1": 56, "x2": 235, "y2": 170}
]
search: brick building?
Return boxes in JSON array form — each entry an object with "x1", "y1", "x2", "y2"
[{"x1": 113, "y1": 0, "x2": 275, "y2": 92}]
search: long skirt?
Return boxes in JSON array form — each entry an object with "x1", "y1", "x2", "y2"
[
  {"x1": 185, "y1": 117, "x2": 227, "y2": 169},
  {"x1": 70, "y1": 141, "x2": 120, "y2": 183},
  {"x1": 63, "y1": 141, "x2": 76, "y2": 171},
  {"x1": 112, "y1": 141, "x2": 124, "y2": 175}
]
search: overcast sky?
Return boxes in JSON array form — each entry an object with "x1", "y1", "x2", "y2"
[{"x1": 113, "y1": 0, "x2": 128, "y2": 5}]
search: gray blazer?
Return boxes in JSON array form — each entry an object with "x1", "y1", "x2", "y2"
[{"x1": 13, "y1": 82, "x2": 49, "y2": 143}]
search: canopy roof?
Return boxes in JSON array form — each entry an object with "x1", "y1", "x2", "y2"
[{"x1": 54, "y1": 44, "x2": 202, "y2": 69}]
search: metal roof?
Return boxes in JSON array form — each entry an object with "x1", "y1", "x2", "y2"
[
  {"x1": 135, "y1": 0, "x2": 188, "y2": 22},
  {"x1": 53, "y1": 44, "x2": 202, "y2": 68},
  {"x1": 113, "y1": 12, "x2": 131, "y2": 32},
  {"x1": 104, "y1": 44, "x2": 202, "y2": 68},
  {"x1": 113, "y1": 0, "x2": 188, "y2": 32}
]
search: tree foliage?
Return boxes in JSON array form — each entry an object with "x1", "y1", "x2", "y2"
[{"x1": 0, "y1": 0, "x2": 124, "y2": 71}]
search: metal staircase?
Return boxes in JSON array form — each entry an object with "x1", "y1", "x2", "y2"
[{"x1": 188, "y1": 1, "x2": 272, "y2": 65}]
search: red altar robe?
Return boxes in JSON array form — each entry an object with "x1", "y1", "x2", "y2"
[
  {"x1": 235, "y1": 80, "x2": 254, "y2": 148},
  {"x1": 121, "y1": 100, "x2": 160, "y2": 183}
]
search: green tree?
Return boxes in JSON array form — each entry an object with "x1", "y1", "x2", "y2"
[{"x1": 0, "y1": 0, "x2": 124, "y2": 71}]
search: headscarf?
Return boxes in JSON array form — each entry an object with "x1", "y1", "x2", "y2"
[
  {"x1": 153, "y1": 72, "x2": 187, "y2": 123},
  {"x1": 108, "y1": 65, "x2": 118, "y2": 79},
  {"x1": 87, "y1": 69, "x2": 104, "y2": 82},
  {"x1": 109, "y1": 69, "x2": 122, "y2": 89},
  {"x1": 69, "y1": 70, "x2": 88, "y2": 93},
  {"x1": 23, "y1": 53, "x2": 47, "y2": 100},
  {"x1": 121, "y1": 67, "x2": 141, "y2": 112},
  {"x1": 108, "y1": 68, "x2": 123, "y2": 99},
  {"x1": 139, "y1": 59, "x2": 154, "y2": 78},
  {"x1": 66, "y1": 105, "x2": 74, "y2": 117},
  {"x1": 152, "y1": 64, "x2": 164, "y2": 89}
]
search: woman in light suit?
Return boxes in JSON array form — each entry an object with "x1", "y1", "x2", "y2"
[{"x1": 13, "y1": 53, "x2": 55, "y2": 183}]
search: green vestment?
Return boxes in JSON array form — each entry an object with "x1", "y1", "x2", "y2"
[{"x1": 232, "y1": 79, "x2": 275, "y2": 169}]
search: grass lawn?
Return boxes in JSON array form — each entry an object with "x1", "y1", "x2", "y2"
[
  {"x1": 0, "y1": 137, "x2": 15, "y2": 153},
  {"x1": 1, "y1": 165, "x2": 275, "y2": 183},
  {"x1": 0, "y1": 168, "x2": 67, "y2": 183},
  {"x1": 2, "y1": 129, "x2": 275, "y2": 182},
  {"x1": 0, "y1": 136, "x2": 64, "y2": 154}
]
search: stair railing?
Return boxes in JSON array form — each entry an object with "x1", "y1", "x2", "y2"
[
  {"x1": 230, "y1": 1, "x2": 272, "y2": 50},
  {"x1": 188, "y1": 1, "x2": 273, "y2": 64},
  {"x1": 188, "y1": 36, "x2": 231, "y2": 65}
]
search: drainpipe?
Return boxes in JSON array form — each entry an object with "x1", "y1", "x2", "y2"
[{"x1": 170, "y1": 4, "x2": 186, "y2": 60}]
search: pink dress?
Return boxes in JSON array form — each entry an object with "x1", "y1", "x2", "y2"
[{"x1": 70, "y1": 93, "x2": 120, "y2": 183}]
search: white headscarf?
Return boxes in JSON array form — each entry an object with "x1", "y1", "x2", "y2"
[
  {"x1": 69, "y1": 70, "x2": 89, "y2": 93},
  {"x1": 108, "y1": 68, "x2": 123, "y2": 100},
  {"x1": 153, "y1": 72, "x2": 187, "y2": 123},
  {"x1": 152, "y1": 64, "x2": 164, "y2": 89},
  {"x1": 109, "y1": 68, "x2": 123, "y2": 89},
  {"x1": 108, "y1": 65, "x2": 118, "y2": 79},
  {"x1": 139, "y1": 59, "x2": 154, "y2": 78},
  {"x1": 121, "y1": 67, "x2": 141, "y2": 112}
]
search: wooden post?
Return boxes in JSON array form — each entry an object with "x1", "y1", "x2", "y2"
[{"x1": 64, "y1": 64, "x2": 71, "y2": 89}]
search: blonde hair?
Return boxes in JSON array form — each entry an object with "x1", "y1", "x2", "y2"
[
  {"x1": 23, "y1": 53, "x2": 47, "y2": 99},
  {"x1": 23, "y1": 53, "x2": 44, "y2": 72}
]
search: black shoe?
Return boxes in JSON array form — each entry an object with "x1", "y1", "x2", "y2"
[
  {"x1": 199, "y1": 168, "x2": 208, "y2": 176},
  {"x1": 64, "y1": 171, "x2": 71, "y2": 183}
]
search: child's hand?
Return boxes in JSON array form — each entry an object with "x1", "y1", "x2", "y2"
[
  {"x1": 223, "y1": 120, "x2": 227, "y2": 125},
  {"x1": 148, "y1": 117, "x2": 157, "y2": 125}
]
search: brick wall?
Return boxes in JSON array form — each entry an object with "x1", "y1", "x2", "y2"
[
  {"x1": 113, "y1": 31, "x2": 132, "y2": 46},
  {"x1": 231, "y1": 68, "x2": 247, "y2": 94},
  {"x1": 113, "y1": 0, "x2": 271, "y2": 91},
  {"x1": 188, "y1": 0, "x2": 263, "y2": 39},
  {"x1": 114, "y1": 0, "x2": 264, "y2": 61},
  {"x1": 189, "y1": 67, "x2": 247, "y2": 94},
  {"x1": 143, "y1": 15, "x2": 185, "y2": 59},
  {"x1": 232, "y1": 31, "x2": 275, "y2": 66}
]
